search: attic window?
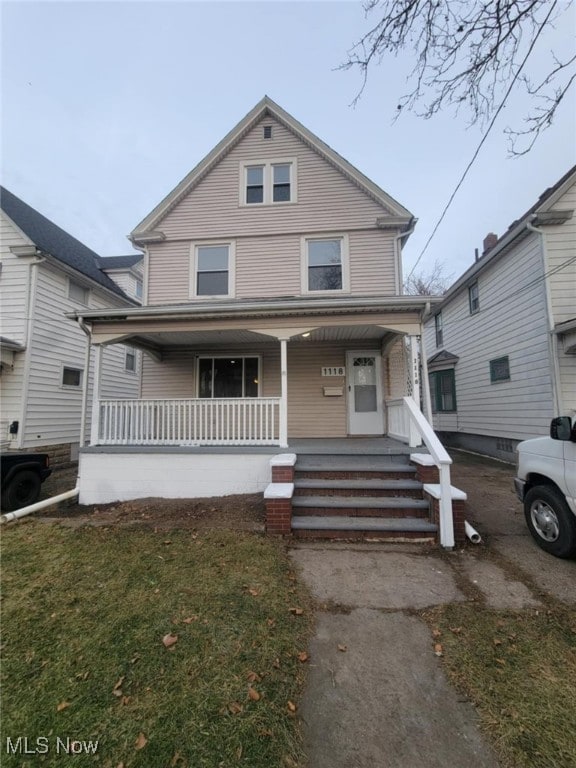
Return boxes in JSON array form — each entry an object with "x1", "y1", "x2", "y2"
[
  {"x1": 241, "y1": 159, "x2": 296, "y2": 205},
  {"x1": 263, "y1": 126, "x2": 272, "y2": 139},
  {"x1": 68, "y1": 280, "x2": 89, "y2": 305}
]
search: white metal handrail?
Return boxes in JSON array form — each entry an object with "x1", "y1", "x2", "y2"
[{"x1": 96, "y1": 397, "x2": 280, "y2": 446}]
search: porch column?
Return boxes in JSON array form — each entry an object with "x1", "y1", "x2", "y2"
[
  {"x1": 408, "y1": 335, "x2": 421, "y2": 408},
  {"x1": 90, "y1": 344, "x2": 103, "y2": 445},
  {"x1": 279, "y1": 337, "x2": 289, "y2": 448},
  {"x1": 419, "y1": 331, "x2": 433, "y2": 423}
]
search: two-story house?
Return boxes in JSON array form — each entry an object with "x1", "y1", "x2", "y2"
[
  {"x1": 68, "y1": 97, "x2": 462, "y2": 546},
  {"x1": 424, "y1": 165, "x2": 576, "y2": 461},
  {"x1": 0, "y1": 187, "x2": 143, "y2": 466}
]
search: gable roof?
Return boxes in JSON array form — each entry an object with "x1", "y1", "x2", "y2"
[
  {"x1": 131, "y1": 96, "x2": 414, "y2": 239},
  {"x1": 435, "y1": 164, "x2": 576, "y2": 310},
  {"x1": 0, "y1": 187, "x2": 134, "y2": 302}
]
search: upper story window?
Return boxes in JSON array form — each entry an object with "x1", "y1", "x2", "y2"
[
  {"x1": 240, "y1": 159, "x2": 296, "y2": 205},
  {"x1": 190, "y1": 242, "x2": 235, "y2": 298},
  {"x1": 468, "y1": 281, "x2": 480, "y2": 314},
  {"x1": 135, "y1": 278, "x2": 143, "y2": 299},
  {"x1": 302, "y1": 235, "x2": 349, "y2": 293},
  {"x1": 68, "y1": 279, "x2": 89, "y2": 305},
  {"x1": 434, "y1": 313, "x2": 443, "y2": 347}
]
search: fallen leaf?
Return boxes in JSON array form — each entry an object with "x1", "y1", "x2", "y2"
[
  {"x1": 162, "y1": 633, "x2": 178, "y2": 649},
  {"x1": 287, "y1": 700, "x2": 297, "y2": 712},
  {"x1": 266, "y1": 618, "x2": 276, "y2": 627},
  {"x1": 134, "y1": 732, "x2": 148, "y2": 750},
  {"x1": 227, "y1": 701, "x2": 243, "y2": 715},
  {"x1": 434, "y1": 643, "x2": 443, "y2": 656},
  {"x1": 163, "y1": 540, "x2": 172, "y2": 545},
  {"x1": 337, "y1": 644, "x2": 348, "y2": 652},
  {"x1": 248, "y1": 686, "x2": 261, "y2": 701},
  {"x1": 246, "y1": 671, "x2": 261, "y2": 683},
  {"x1": 432, "y1": 628, "x2": 442, "y2": 638},
  {"x1": 273, "y1": 658, "x2": 281, "y2": 669},
  {"x1": 121, "y1": 696, "x2": 131, "y2": 705},
  {"x1": 289, "y1": 607, "x2": 304, "y2": 616},
  {"x1": 56, "y1": 701, "x2": 70, "y2": 711},
  {"x1": 236, "y1": 746, "x2": 243, "y2": 759},
  {"x1": 248, "y1": 588, "x2": 260, "y2": 597},
  {"x1": 113, "y1": 676, "x2": 125, "y2": 691},
  {"x1": 495, "y1": 658, "x2": 506, "y2": 665},
  {"x1": 297, "y1": 651, "x2": 309, "y2": 663},
  {"x1": 449, "y1": 626, "x2": 463, "y2": 634},
  {"x1": 493, "y1": 638, "x2": 502, "y2": 646},
  {"x1": 170, "y1": 750, "x2": 184, "y2": 766},
  {"x1": 182, "y1": 616, "x2": 198, "y2": 624}
]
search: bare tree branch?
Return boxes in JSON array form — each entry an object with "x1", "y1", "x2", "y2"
[
  {"x1": 404, "y1": 260, "x2": 453, "y2": 295},
  {"x1": 342, "y1": 0, "x2": 575, "y2": 153}
]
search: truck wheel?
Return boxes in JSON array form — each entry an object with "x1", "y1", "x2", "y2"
[
  {"x1": 1, "y1": 470, "x2": 42, "y2": 512},
  {"x1": 524, "y1": 486, "x2": 576, "y2": 559}
]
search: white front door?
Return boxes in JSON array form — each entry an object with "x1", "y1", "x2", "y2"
[{"x1": 346, "y1": 351, "x2": 384, "y2": 435}]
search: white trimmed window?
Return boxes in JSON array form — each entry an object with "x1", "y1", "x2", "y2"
[
  {"x1": 135, "y1": 278, "x2": 143, "y2": 299},
  {"x1": 190, "y1": 242, "x2": 235, "y2": 298},
  {"x1": 197, "y1": 356, "x2": 260, "y2": 398},
  {"x1": 301, "y1": 235, "x2": 349, "y2": 293},
  {"x1": 240, "y1": 159, "x2": 296, "y2": 205},
  {"x1": 62, "y1": 366, "x2": 82, "y2": 388},
  {"x1": 68, "y1": 279, "x2": 89, "y2": 305}
]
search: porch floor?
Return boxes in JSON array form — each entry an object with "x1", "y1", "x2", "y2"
[{"x1": 82, "y1": 436, "x2": 424, "y2": 456}]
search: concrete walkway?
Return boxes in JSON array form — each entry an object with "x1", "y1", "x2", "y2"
[{"x1": 289, "y1": 542, "x2": 542, "y2": 768}]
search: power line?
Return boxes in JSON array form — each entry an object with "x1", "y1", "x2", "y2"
[{"x1": 405, "y1": 0, "x2": 560, "y2": 282}]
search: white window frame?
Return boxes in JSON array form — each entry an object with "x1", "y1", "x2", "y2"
[
  {"x1": 196, "y1": 355, "x2": 262, "y2": 398},
  {"x1": 300, "y1": 233, "x2": 350, "y2": 294},
  {"x1": 239, "y1": 158, "x2": 297, "y2": 206},
  {"x1": 61, "y1": 365, "x2": 83, "y2": 389},
  {"x1": 125, "y1": 346, "x2": 137, "y2": 373},
  {"x1": 68, "y1": 279, "x2": 89, "y2": 305},
  {"x1": 134, "y1": 277, "x2": 143, "y2": 299},
  {"x1": 189, "y1": 240, "x2": 236, "y2": 299}
]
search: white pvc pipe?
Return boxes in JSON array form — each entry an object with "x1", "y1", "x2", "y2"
[
  {"x1": 465, "y1": 520, "x2": 482, "y2": 544},
  {"x1": 0, "y1": 486, "x2": 79, "y2": 524}
]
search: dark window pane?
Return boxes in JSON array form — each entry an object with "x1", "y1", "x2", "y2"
[
  {"x1": 197, "y1": 271, "x2": 228, "y2": 296},
  {"x1": 309, "y1": 265, "x2": 342, "y2": 291},
  {"x1": 354, "y1": 385, "x2": 377, "y2": 412},
  {"x1": 213, "y1": 358, "x2": 243, "y2": 398},
  {"x1": 199, "y1": 359, "x2": 213, "y2": 397},
  {"x1": 197, "y1": 246, "x2": 229, "y2": 271},
  {"x1": 244, "y1": 357, "x2": 259, "y2": 397},
  {"x1": 308, "y1": 240, "x2": 341, "y2": 266},
  {"x1": 273, "y1": 184, "x2": 290, "y2": 202},
  {"x1": 62, "y1": 367, "x2": 81, "y2": 386},
  {"x1": 246, "y1": 186, "x2": 263, "y2": 204}
]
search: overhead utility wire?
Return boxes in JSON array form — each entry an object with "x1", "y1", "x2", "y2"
[{"x1": 405, "y1": 0, "x2": 559, "y2": 282}]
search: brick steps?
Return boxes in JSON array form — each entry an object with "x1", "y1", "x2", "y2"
[
  {"x1": 291, "y1": 515, "x2": 437, "y2": 541},
  {"x1": 293, "y1": 478, "x2": 423, "y2": 497}
]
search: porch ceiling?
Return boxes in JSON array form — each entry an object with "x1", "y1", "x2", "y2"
[{"x1": 117, "y1": 324, "x2": 399, "y2": 351}]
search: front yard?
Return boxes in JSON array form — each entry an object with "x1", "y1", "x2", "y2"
[{"x1": 1, "y1": 523, "x2": 313, "y2": 767}]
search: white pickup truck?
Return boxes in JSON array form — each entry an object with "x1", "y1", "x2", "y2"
[{"x1": 514, "y1": 416, "x2": 576, "y2": 559}]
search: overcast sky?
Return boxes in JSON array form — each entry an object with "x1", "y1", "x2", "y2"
[{"x1": 2, "y1": 1, "x2": 575, "y2": 285}]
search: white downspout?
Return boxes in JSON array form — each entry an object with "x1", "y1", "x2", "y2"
[
  {"x1": 526, "y1": 218, "x2": 563, "y2": 415},
  {"x1": 0, "y1": 486, "x2": 80, "y2": 524}
]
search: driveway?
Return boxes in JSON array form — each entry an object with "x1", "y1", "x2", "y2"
[{"x1": 289, "y1": 449, "x2": 575, "y2": 768}]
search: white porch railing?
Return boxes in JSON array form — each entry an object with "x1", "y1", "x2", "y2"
[
  {"x1": 387, "y1": 396, "x2": 454, "y2": 548},
  {"x1": 95, "y1": 398, "x2": 281, "y2": 446}
]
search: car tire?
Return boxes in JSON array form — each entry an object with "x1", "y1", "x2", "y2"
[
  {"x1": 524, "y1": 485, "x2": 576, "y2": 559},
  {"x1": 1, "y1": 470, "x2": 42, "y2": 512}
]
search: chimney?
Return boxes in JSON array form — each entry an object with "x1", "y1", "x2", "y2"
[{"x1": 483, "y1": 232, "x2": 498, "y2": 254}]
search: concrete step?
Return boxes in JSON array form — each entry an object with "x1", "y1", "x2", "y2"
[
  {"x1": 293, "y1": 478, "x2": 423, "y2": 498},
  {"x1": 292, "y1": 495, "x2": 430, "y2": 518},
  {"x1": 295, "y1": 453, "x2": 412, "y2": 469},
  {"x1": 295, "y1": 465, "x2": 417, "y2": 481},
  {"x1": 291, "y1": 515, "x2": 437, "y2": 541}
]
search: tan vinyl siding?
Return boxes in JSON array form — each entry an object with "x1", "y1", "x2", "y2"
[
  {"x1": 144, "y1": 114, "x2": 402, "y2": 305},
  {"x1": 157, "y1": 116, "x2": 391, "y2": 240},
  {"x1": 140, "y1": 340, "x2": 388, "y2": 438}
]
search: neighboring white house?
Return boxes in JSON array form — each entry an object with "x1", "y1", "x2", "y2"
[
  {"x1": 0, "y1": 187, "x2": 143, "y2": 466},
  {"x1": 424, "y1": 165, "x2": 576, "y2": 462}
]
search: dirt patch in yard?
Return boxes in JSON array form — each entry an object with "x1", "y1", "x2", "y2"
[{"x1": 36, "y1": 465, "x2": 265, "y2": 531}]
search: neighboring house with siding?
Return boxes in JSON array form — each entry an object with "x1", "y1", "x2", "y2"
[
  {"x1": 67, "y1": 97, "x2": 468, "y2": 548},
  {"x1": 0, "y1": 187, "x2": 143, "y2": 466},
  {"x1": 423, "y1": 165, "x2": 576, "y2": 462}
]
